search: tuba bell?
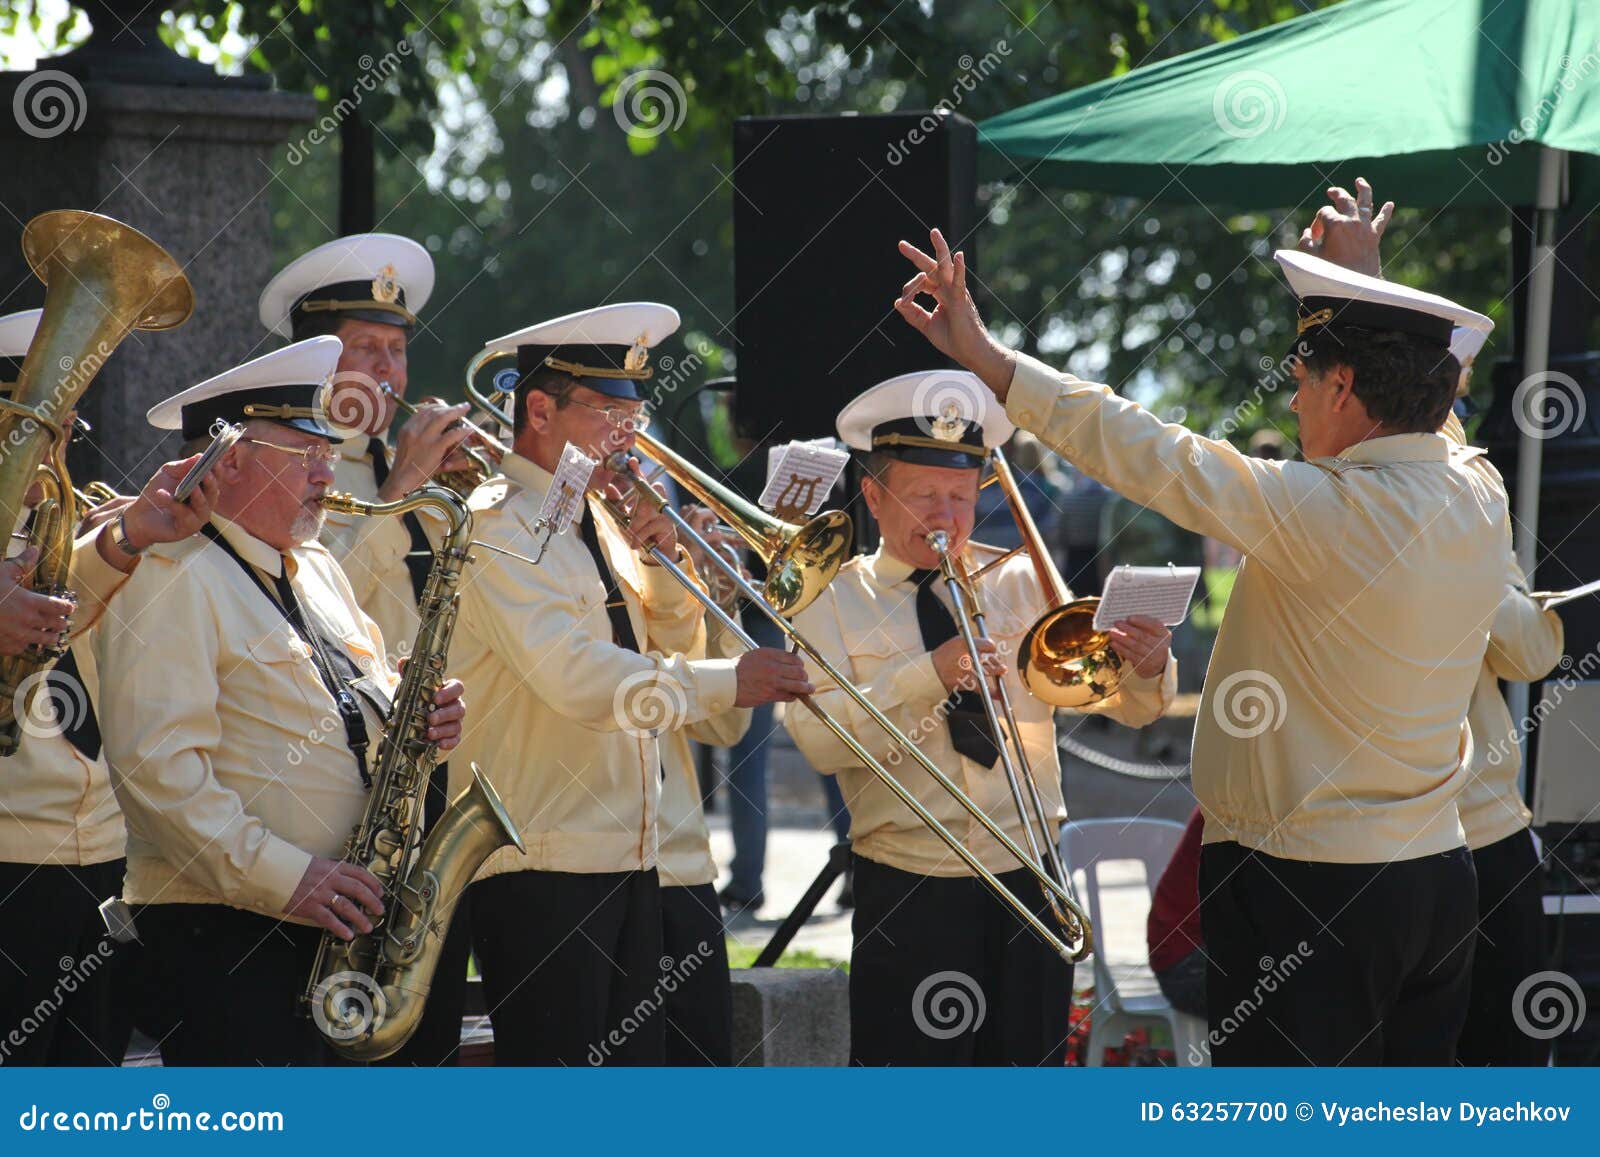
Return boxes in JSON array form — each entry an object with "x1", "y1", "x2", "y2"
[{"x1": 0, "y1": 210, "x2": 192, "y2": 756}]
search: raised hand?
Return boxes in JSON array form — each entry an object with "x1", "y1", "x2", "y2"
[
  {"x1": 895, "y1": 227, "x2": 1017, "y2": 399},
  {"x1": 1297, "y1": 177, "x2": 1392, "y2": 277}
]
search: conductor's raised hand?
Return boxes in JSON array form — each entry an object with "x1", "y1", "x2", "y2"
[
  {"x1": 895, "y1": 228, "x2": 1017, "y2": 399},
  {"x1": 1297, "y1": 176, "x2": 1392, "y2": 277}
]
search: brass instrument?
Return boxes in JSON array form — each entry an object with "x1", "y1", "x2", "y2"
[
  {"x1": 597, "y1": 453, "x2": 1091, "y2": 962},
  {"x1": 305, "y1": 485, "x2": 524, "y2": 1060},
  {"x1": 926, "y1": 529, "x2": 1089, "y2": 954},
  {"x1": 463, "y1": 347, "x2": 518, "y2": 433},
  {"x1": 630, "y1": 430, "x2": 851, "y2": 617},
  {"x1": 377, "y1": 378, "x2": 506, "y2": 496},
  {"x1": 74, "y1": 481, "x2": 123, "y2": 508},
  {"x1": 0, "y1": 210, "x2": 192, "y2": 757},
  {"x1": 973, "y1": 448, "x2": 1123, "y2": 707}
]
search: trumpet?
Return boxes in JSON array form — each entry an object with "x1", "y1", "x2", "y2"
[
  {"x1": 973, "y1": 448, "x2": 1124, "y2": 707},
  {"x1": 597, "y1": 451, "x2": 1093, "y2": 962},
  {"x1": 925, "y1": 529, "x2": 1085, "y2": 949},
  {"x1": 463, "y1": 347, "x2": 519, "y2": 433},
  {"x1": 377, "y1": 380, "x2": 506, "y2": 496}
]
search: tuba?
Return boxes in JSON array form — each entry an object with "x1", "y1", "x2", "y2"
[
  {"x1": 0, "y1": 210, "x2": 192, "y2": 756},
  {"x1": 304, "y1": 484, "x2": 523, "y2": 1060}
]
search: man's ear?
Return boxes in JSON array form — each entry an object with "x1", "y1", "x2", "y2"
[
  {"x1": 521, "y1": 389, "x2": 549, "y2": 433},
  {"x1": 860, "y1": 474, "x2": 884, "y2": 520},
  {"x1": 212, "y1": 443, "x2": 247, "y2": 487},
  {"x1": 1327, "y1": 364, "x2": 1358, "y2": 412}
]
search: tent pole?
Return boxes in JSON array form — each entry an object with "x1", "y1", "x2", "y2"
[{"x1": 1508, "y1": 146, "x2": 1566, "y2": 772}]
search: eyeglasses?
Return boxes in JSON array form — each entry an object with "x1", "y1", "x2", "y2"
[
  {"x1": 241, "y1": 438, "x2": 339, "y2": 467},
  {"x1": 563, "y1": 397, "x2": 652, "y2": 433}
]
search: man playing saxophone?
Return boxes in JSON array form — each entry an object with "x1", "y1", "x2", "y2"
[
  {"x1": 784, "y1": 370, "x2": 1175, "y2": 1066},
  {"x1": 1, "y1": 310, "x2": 222, "y2": 1065},
  {"x1": 451, "y1": 304, "x2": 811, "y2": 1066},
  {"x1": 96, "y1": 338, "x2": 466, "y2": 1065}
]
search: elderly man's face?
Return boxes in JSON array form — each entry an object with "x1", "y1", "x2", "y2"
[
  {"x1": 216, "y1": 421, "x2": 337, "y2": 550},
  {"x1": 861, "y1": 459, "x2": 980, "y2": 570}
]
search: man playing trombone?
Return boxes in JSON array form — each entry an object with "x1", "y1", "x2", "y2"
[{"x1": 785, "y1": 370, "x2": 1175, "y2": 1066}]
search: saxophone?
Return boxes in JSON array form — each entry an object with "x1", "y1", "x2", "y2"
[{"x1": 304, "y1": 484, "x2": 523, "y2": 1060}]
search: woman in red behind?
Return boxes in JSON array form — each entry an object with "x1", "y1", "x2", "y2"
[{"x1": 1147, "y1": 808, "x2": 1206, "y2": 1018}]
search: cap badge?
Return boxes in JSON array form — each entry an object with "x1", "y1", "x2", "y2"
[
  {"x1": 930, "y1": 399, "x2": 968, "y2": 443},
  {"x1": 371, "y1": 264, "x2": 402, "y2": 305},
  {"x1": 624, "y1": 332, "x2": 650, "y2": 374}
]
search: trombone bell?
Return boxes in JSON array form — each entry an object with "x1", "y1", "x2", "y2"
[{"x1": 1019, "y1": 600, "x2": 1124, "y2": 709}]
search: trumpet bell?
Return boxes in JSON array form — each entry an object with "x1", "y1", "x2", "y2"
[
  {"x1": 1019, "y1": 597, "x2": 1124, "y2": 708},
  {"x1": 764, "y1": 509, "x2": 852, "y2": 616}
]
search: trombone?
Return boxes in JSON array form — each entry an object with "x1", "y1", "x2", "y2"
[
  {"x1": 925, "y1": 529, "x2": 1083, "y2": 950},
  {"x1": 973, "y1": 447, "x2": 1124, "y2": 708},
  {"x1": 597, "y1": 444, "x2": 1093, "y2": 962}
]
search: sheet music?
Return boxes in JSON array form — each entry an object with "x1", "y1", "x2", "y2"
[
  {"x1": 760, "y1": 439, "x2": 849, "y2": 517},
  {"x1": 538, "y1": 442, "x2": 598, "y2": 536},
  {"x1": 1532, "y1": 578, "x2": 1600, "y2": 611},
  {"x1": 1093, "y1": 565, "x2": 1203, "y2": 631}
]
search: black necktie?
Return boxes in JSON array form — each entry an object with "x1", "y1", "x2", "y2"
[
  {"x1": 367, "y1": 436, "x2": 432, "y2": 605},
  {"x1": 907, "y1": 568, "x2": 1000, "y2": 768},
  {"x1": 45, "y1": 648, "x2": 101, "y2": 761},
  {"x1": 578, "y1": 504, "x2": 640, "y2": 653}
]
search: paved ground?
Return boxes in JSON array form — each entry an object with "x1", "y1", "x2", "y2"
[{"x1": 712, "y1": 704, "x2": 1200, "y2": 985}]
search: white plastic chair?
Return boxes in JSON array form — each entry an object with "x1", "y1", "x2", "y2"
[{"x1": 1059, "y1": 817, "x2": 1210, "y2": 1066}]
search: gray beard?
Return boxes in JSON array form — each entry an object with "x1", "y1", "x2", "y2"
[{"x1": 289, "y1": 507, "x2": 326, "y2": 543}]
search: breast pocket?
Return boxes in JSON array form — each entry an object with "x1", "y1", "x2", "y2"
[
  {"x1": 842, "y1": 625, "x2": 914, "y2": 686},
  {"x1": 245, "y1": 623, "x2": 329, "y2": 717}
]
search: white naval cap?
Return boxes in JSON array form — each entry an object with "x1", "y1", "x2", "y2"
[
  {"x1": 0, "y1": 308, "x2": 41, "y2": 360},
  {"x1": 484, "y1": 302, "x2": 681, "y2": 401},
  {"x1": 259, "y1": 233, "x2": 435, "y2": 338},
  {"x1": 1449, "y1": 324, "x2": 1490, "y2": 367},
  {"x1": 836, "y1": 369, "x2": 1013, "y2": 469},
  {"x1": 1274, "y1": 250, "x2": 1492, "y2": 346},
  {"x1": 148, "y1": 336, "x2": 346, "y2": 440}
]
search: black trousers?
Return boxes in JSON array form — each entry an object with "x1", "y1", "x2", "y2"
[
  {"x1": 849, "y1": 854, "x2": 1074, "y2": 1066},
  {"x1": 469, "y1": 868, "x2": 663, "y2": 1066},
  {"x1": 660, "y1": 882, "x2": 733, "y2": 1066},
  {"x1": 1457, "y1": 828, "x2": 1549, "y2": 1066},
  {"x1": 0, "y1": 859, "x2": 132, "y2": 1066},
  {"x1": 1199, "y1": 841, "x2": 1477, "y2": 1066},
  {"x1": 135, "y1": 903, "x2": 335, "y2": 1066}
]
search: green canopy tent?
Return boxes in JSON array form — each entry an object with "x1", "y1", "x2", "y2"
[{"x1": 979, "y1": 0, "x2": 1600, "y2": 734}]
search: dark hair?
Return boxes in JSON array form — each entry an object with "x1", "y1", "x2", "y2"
[
  {"x1": 512, "y1": 367, "x2": 578, "y2": 436},
  {"x1": 1296, "y1": 324, "x2": 1460, "y2": 433}
]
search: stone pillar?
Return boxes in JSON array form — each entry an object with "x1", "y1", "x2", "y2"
[
  {"x1": 730, "y1": 967, "x2": 850, "y2": 1065},
  {"x1": 0, "y1": 75, "x2": 314, "y2": 489}
]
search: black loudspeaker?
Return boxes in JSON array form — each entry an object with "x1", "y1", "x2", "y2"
[{"x1": 732, "y1": 113, "x2": 979, "y2": 441}]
